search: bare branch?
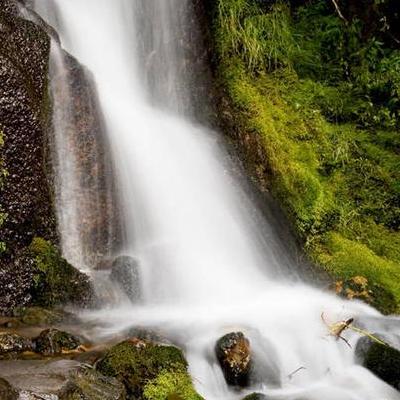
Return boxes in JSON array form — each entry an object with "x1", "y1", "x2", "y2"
[{"x1": 331, "y1": 0, "x2": 348, "y2": 24}]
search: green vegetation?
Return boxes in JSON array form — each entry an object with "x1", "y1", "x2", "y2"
[
  {"x1": 97, "y1": 341, "x2": 202, "y2": 400},
  {"x1": 29, "y1": 237, "x2": 93, "y2": 308},
  {"x1": 213, "y1": 0, "x2": 400, "y2": 313}
]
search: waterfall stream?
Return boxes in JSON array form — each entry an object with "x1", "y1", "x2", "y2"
[{"x1": 32, "y1": 1, "x2": 400, "y2": 399}]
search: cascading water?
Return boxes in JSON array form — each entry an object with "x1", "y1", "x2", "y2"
[{"x1": 32, "y1": 1, "x2": 400, "y2": 399}]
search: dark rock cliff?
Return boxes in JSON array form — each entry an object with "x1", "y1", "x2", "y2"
[{"x1": 0, "y1": 0, "x2": 57, "y2": 313}]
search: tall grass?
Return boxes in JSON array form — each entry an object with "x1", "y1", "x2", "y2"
[{"x1": 217, "y1": 0, "x2": 297, "y2": 72}]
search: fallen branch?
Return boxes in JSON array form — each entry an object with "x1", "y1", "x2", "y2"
[
  {"x1": 330, "y1": 0, "x2": 348, "y2": 24},
  {"x1": 288, "y1": 366, "x2": 306, "y2": 380},
  {"x1": 321, "y1": 312, "x2": 389, "y2": 348}
]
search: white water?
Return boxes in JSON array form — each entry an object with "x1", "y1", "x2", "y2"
[{"x1": 32, "y1": 1, "x2": 400, "y2": 399}]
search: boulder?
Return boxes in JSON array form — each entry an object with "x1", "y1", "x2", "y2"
[
  {"x1": 0, "y1": 377, "x2": 18, "y2": 400},
  {"x1": 96, "y1": 339, "x2": 201, "y2": 399},
  {"x1": 110, "y1": 256, "x2": 141, "y2": 303},
  {"x1": 356, "y1": 336, "x2": 400, "y2": 390},
  {"x1": 0, "y1": 332, "x2": 32, "y2": 359},
  {"x1": 59, "y1": 368, "x2": 126, "y2": 400},
  {"x1": 34, "y1": 328, "x2": 83, "y2": 356},
  {"x1": 215, "y1": 332, "x2": 251, "y2": 386}
]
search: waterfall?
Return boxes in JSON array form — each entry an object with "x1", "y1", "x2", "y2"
[{"x1": 32, "y1": 1, "x2": 400, "y2": 399}]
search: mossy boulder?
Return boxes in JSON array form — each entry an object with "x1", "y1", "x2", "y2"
[
  {"x1": 96, "y1": 340, "x2": 201, "y2": 399},
  {"x1": 0, "y1": 332, "x2": 32, "y2": 359},
  {"x1": 29, "y1": 237, "x2": 95, "y2": 308},
  {"x1": 59, "y1": 368, "x2": 126, "y2": 400},
  {"x1": 34, "y1": 328, "x2": 83, "y2": 356},
  {"x1": 356, "y1": 336, "x2": 400, "y2": 390},
  {"x1": 215, "y1": 332, "x2": 252, "y2": 387},
  {"x1": 0, "y1": 377, "x2": 17, "y2": 400}
]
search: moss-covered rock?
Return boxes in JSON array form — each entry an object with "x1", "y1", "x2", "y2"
[
  {"x1": 96, "y1": 340, "x2": 201, "y2": 399},
  {"x1": 29, "y1": 237, "x2": 94, "y2": 308},
  {"x1": 13, "y1": 306, "x2": 76, "y2": 326},
  {"x1": 0, "y1": 332, "x2": 32, "y2": 359},
  {"x1": 34, "y1": 328, "x2": 83, "y2": 356},
  {"x1": 0, "y1": 377, "x2": 18, "y2": 400},
  {"x1": 59, "y1": 368, "x2": 126, "y2": 400},
  {"x1": 356, "y1": 337, "x2": 400, "y2": 390}
]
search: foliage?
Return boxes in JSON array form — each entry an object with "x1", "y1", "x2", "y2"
[
  {"x1": 213, "y1": 0, "x2": 400, "y2": 313},
  {"x1": 143, "y1": 370, "x2": 203, "y2": 400}
]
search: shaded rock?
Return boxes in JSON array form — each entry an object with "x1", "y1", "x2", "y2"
[
  {"x1": 215, "y1": 332, "x2": 251, "y2": 387},
  {"x1": 29, "y1": 238, "x2": 95, "y2": 308},
  {"x1": 0, "y1": 359, "x2": 81, "y2": 395},
  {"x1": 241, "y1": 394, "x2": 267, "y2": 400},
  {"x1": 0, "y1": 332, "x2": 32, "y2": 359},
  {"x1": 0, "y1": 377, "x2": 18, "y2": 400},
  {"x1": 356, "y1": 336, "x2": 400, "y2": 390},
  {"x1": 96, "y1": 339, "x2": 188, "y2": 398},
  {"x1": 59, "y1": 368, "x2": 126, "y2": 400},
  {"x1": 34, "y1": 328, "x2": 83, "y2": 356},
  {"x1": 110, "y1": 256, "x2": 141, "y2": 303}
]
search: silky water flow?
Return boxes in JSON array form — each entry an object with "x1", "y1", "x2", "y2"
[{"x1": 32, "y1": 1, "x2": 400, "y2": 399}]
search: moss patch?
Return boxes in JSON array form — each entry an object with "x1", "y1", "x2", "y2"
[
  {"x1": 212, "y1": 0, "x2": 400, "y2": 313},
  {"x1": 29, "y1": 237, "x2": 94, "y2": 308}
]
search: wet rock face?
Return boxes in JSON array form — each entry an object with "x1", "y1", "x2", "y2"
[
  {"x1": 34, "y1": 328, "x2": 82, "y2": 357},
  {"x1": 0, "y1": 377, "x2": 18, "y2": 400},
  {"x1": 0, "y1": 332, "x2": 32, "y2": 359},
  {"x1": 110, "y1": 256, "x2": 141, "y2": 303},
  {"x1": 215, "y1": 332, "x2": 252, "y2": 387},
  {"x1": 0, "y1": 0, "x2": 57, "y2": 313},
  {"x1": 356, "y1": 336, "x2": 400, "y2": 390}
]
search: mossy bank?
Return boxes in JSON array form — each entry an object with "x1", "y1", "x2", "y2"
[{"x1": 209, "y1": 0, "x2": 400, "y2": 313}]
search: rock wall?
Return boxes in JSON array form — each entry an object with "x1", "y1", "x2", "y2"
[{"x1": 0, "y1": 0, "x2": 57, "y2": 313}]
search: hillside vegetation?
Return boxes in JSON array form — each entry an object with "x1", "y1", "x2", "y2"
[{"x1": 212, "y1": 0, "x2": 400, "y2": 313}]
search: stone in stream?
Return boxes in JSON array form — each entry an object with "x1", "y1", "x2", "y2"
[
  {"x1": 356, "y1": 336, "x2": 400, "y2": 390},
  {"x1": 215, "y1": 332, "x2": 251, "y2": 387},
  {"x1": 34, "y1": 328, "x2": 83, "y2": 356},
  {"x1": 241, "y1": 394, "x2": 267, "y2": 400},
  {"x1": 0, "y1": 332, "x2": 32, "y2": 359},
  {"x1": 0, "y1": 377, "x2": 18, "y2": 400},
  {"x1": 109, "y1": 256, "x2": 141, "y2": 303}
]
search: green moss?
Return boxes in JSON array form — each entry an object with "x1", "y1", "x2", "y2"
[
  {"x1": 143, "y1": 370, "x2": 203, "y2": 400},
  {"x1": 29, "y1": 237, "x2": 93, "y2": 308},
  {"x1": 213, "y1": 0, "x2": 400, "y2": 313},
  {"x1": 97, "y1": 341, "x2": 200, "y2": 399}
]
